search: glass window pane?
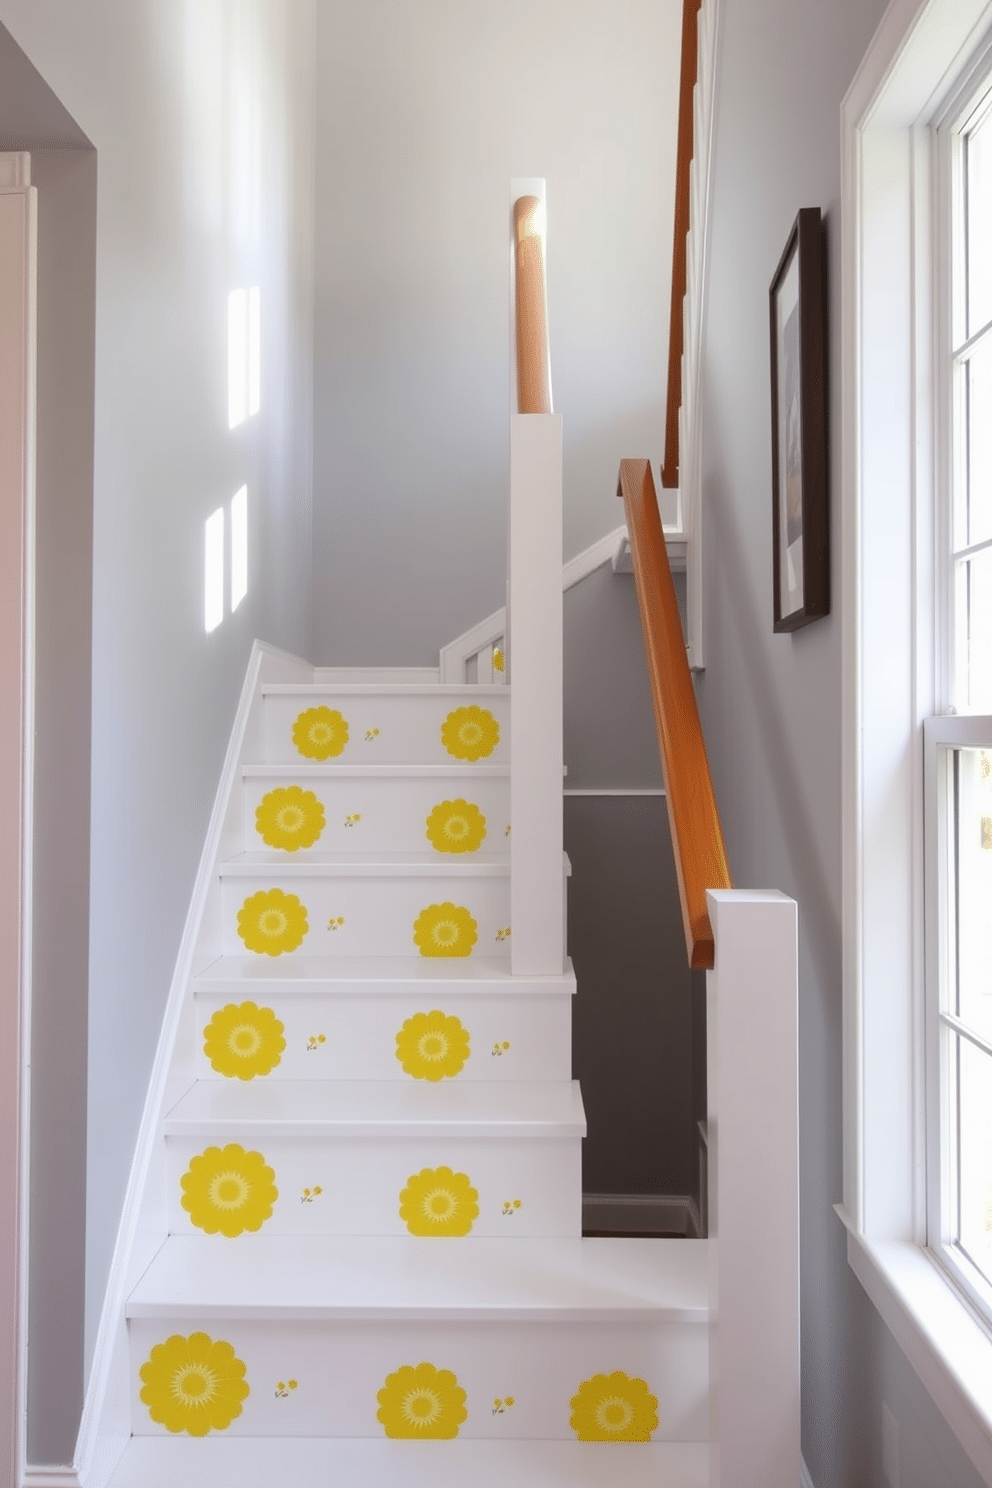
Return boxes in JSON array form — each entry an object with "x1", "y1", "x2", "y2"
[
  {"x1": 953, "y1": 746, "x2": 992, "y2": 1038},
  {"x1": 957, "y1": 1038, "x2": 992, "y2": 1285},
  {"x1": 967, "y1": 100, "x2": 992, "y2": 337},
  {"x1": 954, "y1": 547, "x2": 992, "y2": 711},
  {"x1": 964, "y1": 336, "x2": 992, "y2": 549}
]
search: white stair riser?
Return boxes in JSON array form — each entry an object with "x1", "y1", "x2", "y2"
[
  {"x1": 128, "y1": 1316, "x2": 708, "y2": 1441},
  {"x1": 243, "y1": 774, "x2": 510, "y2": 856},
  {"x1": 220, "y1": 877, "x2": 511, "y2": 961},
  {"x1": 191, "y1": 993, "x2": 572, "y2": 1082},
  {"x1": 263, "y1": 691, "x2": 510, "y2": 767},
  {"x1": 164, "y1": 1136, "x2": 581, "y2": 1238}
]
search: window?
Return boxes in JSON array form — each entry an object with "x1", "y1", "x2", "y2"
[
  {"x1": 925, "y1": 60, "x2": 992, "y2": 1329},
  {"x1": 842, "y1": 0, "x2": 992, "y2": 1476}
]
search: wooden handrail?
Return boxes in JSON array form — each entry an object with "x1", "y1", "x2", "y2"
[
  {"x1": 661, "y1": 0, "x2": 701, "y2": 490},
  {"x1": 513, "y1": 195, "x2": 552, "y2": 415},
  {"x1": 618, "y1": 458, "x2": 731, "y2": 967}
]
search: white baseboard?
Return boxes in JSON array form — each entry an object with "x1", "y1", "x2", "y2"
[
  {"x1": 23, "y1": 1469, "x2": 81, "y2": 1488},
  {"x1": 582, "y1": 1192, "x2": 701, "y2": 1238}
]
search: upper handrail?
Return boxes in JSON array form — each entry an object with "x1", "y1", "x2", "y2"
[
  {"x1": 513, "y1": 195, "x2": 553, "y2": 415},
  {"x1": 662, "y1": 0, "x2": 702, "y2": 490},
  {"x1": 618, "y1": 458, "x2": 731, "y2": 967}
]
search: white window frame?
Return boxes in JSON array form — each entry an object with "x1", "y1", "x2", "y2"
[{"x1": 841, "y1": 1, "x2": 992, "y2": 1480}]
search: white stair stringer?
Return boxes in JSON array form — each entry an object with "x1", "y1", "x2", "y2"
[{"x1": 78, "y1": 649, "x2": 712, "y2": 1487}]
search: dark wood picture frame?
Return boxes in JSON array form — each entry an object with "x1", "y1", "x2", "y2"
[{"x1": 769, "y1": 207, "x2": 828, "y2": 631}]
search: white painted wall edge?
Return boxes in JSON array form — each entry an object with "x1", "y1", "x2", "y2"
[
  {"x1": 799, "y1": 1457, "x2": 816, "y2": 1488},
  {"x1": 71, "y1": 640, "x2": 313, "y2": 1488},
  {"x1": 439, "y1": 521, "x2": 687, "y2": 682},
  {"x1": 682, "y1": 0, "x2": 722, "y2": 672}
]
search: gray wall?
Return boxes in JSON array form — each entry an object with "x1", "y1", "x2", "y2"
[
  {"x1": 696, "y1": 1, "x2": 985, "y2": 1484},
  {"x1": 0, "y1": 28, "x2": 96, "y2": 1465},
  {"x1": 563, "y1": 563, "x2": 696, "y2": 1206},
  {"x1": 0, "y1": 0, "x2": 317, "y2": 1463},
  {"x1": 310, "y1": 0, "x2": 681, "y2": 666}
]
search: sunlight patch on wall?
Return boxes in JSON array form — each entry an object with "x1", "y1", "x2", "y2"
[
  {"x1": 229, "y1": 286, "x2": 261, "y2": 427},
  {"x1": 228, "y1": 288, "x2": 247, "y2": 428},
  {"x1": 204, "y1": 507, "x2": 225, "y2": 633},
  {"x1": 231, "y1": 485, "x2": 248, "y2": 610},
  {"x1": 248, "y1": 286, "x2": 261, "y2": 416}
]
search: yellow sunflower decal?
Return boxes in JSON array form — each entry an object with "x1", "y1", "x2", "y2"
[
  {"x1": 255, "y1": 786, "x2": 325, "y2": 851},
  {"x1": 237, "y1": 888, "x2": 308, "y2": 956},
  {"x1": 377, "y1": 1361, "x2": 467, "y2": 1438},
  {"x1": 292, "y1": 705, "x2": 349, "y2": 761},
  {"x1": 399, "y1": 1165, "x2": 479, "y2": 1236},
  {"x1": 425, "y1": 799, "x2": 487, "y2": 854},
  {"x1": 203, "y1": 1001, "x2": 285, "y2": 1079},
  {"x1": 569, "y1": 1371, "x2": 659, "y2": 1442},
  {"x1": 412, "y1": 902, "x2": 478, "y2": 958},
  {"x1": 440, "y1": 705, "x2": 500, "y2": 761},
  {"x1": 395, "y1": 1010, "x2": 471, "y2": 1081},
  {"x1": 180, "y1": 1143, "x2": 278, "y2": 1237},
  {"x1": 139, "y1": 1331, "x2": 249, "y2": 1436}
]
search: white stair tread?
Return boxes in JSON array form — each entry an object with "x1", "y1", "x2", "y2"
[
  {"x1": 220, "y1": 850, "x2": 510, "y2": 876},
  {"x1": 263, "y1": 683, "x2": 509, "y2": 697},
  {"x1": 105, "y1": 1435, "x2": 709, "y2": 1487},
  {"x1": 312, "y1": 666, "x2": 442, "y2": 682},
  {"x1": 127, "y1": 1236, "x2": 710, "y2": 1322},
  {"x1": 193, "y1": 954, "x2": 577, "y2": 994},
  {"x1": 243, "y1": 762, "x2": 510, "y2": 779},
  {"x1": 163, "y1": 1078, "x2": 586, "y2": 1137}
]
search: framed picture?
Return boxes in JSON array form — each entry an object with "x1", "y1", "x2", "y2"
[{"x1": 769, "y1": 207, "x2": 828, "y2": 631}]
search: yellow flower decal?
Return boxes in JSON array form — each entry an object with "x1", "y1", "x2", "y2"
[
  {"x1": 569, "y1": 1371, "x2": 659, "y2": 1442},
  {"x1": 180, "y1": 1143, "x2": 278, "y2": 1237},
  {"x1": 425, "y1": 799, "x2": 487, "y2": 854},
  {"x1": 399, "y1": 1166, "x2": 479, "y2": 1236},
  {"x1": 203, "y1": 1001, "x2": 285, "y2": 1079},
  {"x1": 139, "y1": 1331, "x2": 249, "y2": 1436},
  {"x1": 440, "y1": 705, "x2": 500, "y2": 761},
  {"x1": 412, "y1": 902, "x2": 478, "y2": 958},
  {"x1": 395, "y1": 1010, "x2": 470, "y2": 1081},
  {"x1": 292, "y1": 705, "x2": 349, "y2": 760},
  {"x1": 377, "y1": 1361, "x2": 467, "y2": 1438},
  {"x1": 237, "y1": 888, "x2": 308, "y2": 956},
  {"x1": 255, "y1": 786, "x2": 325, "y2": 851}
]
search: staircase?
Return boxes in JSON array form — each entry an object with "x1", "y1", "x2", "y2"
[
  {"x1": 78, "y1": 166, "x2": 797, "y2": 1488},
  {"x1": 87, "y1": 656, "x2": 710, "y2": 1486}
]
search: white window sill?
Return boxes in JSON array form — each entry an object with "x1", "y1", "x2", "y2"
[{"x1": 836, "y1": 1206, "x2": 992, "y2": 1486}]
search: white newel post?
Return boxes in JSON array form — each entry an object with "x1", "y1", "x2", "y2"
[
  {"x1": 0, "y1": 152, "x2": 36, "y2": 1487},
  {"x1": 706, "y1": 888, "x2": 799, "y2": 1488},
  {"x1": 508, "y1": 411, "x2": 564, "y2": 975}
]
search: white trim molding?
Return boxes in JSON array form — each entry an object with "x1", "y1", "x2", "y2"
[
  {"x1": 439, "y1": 520, "x2": 688, "y2": 683},
  {"x1": 841, "y1": 2, "x2": 992, "y2": 1482},
  {"x1": 23, "y1": 1469, "x2": 82, "y2": 1488},
  {"x1": 582, "y1": 1192, "x2": 700, "y2": 1238},
  {"x1": 0, "y1": 157, "x2": 36, "y2": 1488}
]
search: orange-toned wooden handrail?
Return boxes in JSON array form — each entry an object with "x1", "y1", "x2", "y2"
[
  {"x1": 513, "y1": 195, "x2": 552, "y2": 415},
  {"x1": 661, "y1": 0, "x2": 701, "y2": 491},
  {"x1": 618, "y1": 458, "x2": 731, "y2": 967}
]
